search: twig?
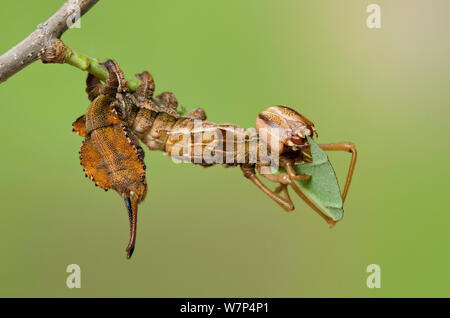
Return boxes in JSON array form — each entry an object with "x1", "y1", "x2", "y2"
[
  {"x1": 0, "y1": 0, "x2": 99, "y2": 84},
  {"x1": 47, "y1": 40, "x2": 140, "y2": 91}
]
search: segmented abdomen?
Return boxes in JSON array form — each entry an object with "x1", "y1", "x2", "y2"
[{"x1": 131, "y1": 108, "x2": 269, "y2": 166}]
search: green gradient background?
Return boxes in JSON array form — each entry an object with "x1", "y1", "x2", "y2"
[{"x1": 0, "y1": 0, "x2": 449, "y2": 297}]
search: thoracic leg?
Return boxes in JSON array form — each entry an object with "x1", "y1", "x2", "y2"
[
  {"x1": 241, "y1": 165, "x2": 294, "y2": 212},
  {"x1": 283, "y1": 161, "x2": 311, "y2": 181},
  {"x1": 257, "y1": 163, "x2": 310, "y2": 184},
  {"x1": 319, "y1": 142, "x2": 357, "y2": 202}
]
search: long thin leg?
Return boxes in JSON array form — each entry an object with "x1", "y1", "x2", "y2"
[
  {"x1": 241, "y1": 166, "x2": 294, "y2": 212},
  {"x1": 319, "y1": 142, "x2": 357, "y2": 202},
  {"x1": 288, "y1": 181, "x2": 337, "y2": 228},
  {"x1": 282, "y1": 160, "x2": 336, "y2": 227}
]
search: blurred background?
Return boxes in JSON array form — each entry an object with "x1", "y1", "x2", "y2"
[{"x1": 0, "y1": 0, "x2": 449, "y2": 297}]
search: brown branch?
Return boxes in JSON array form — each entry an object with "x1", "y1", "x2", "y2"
[{"x1": 0, "y1": 0, "x2": 99, "y2": 84}]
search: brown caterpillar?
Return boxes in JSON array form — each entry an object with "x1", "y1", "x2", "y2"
[{"x1": 73, "y1": 60, "x2": 357, "y2": 259}]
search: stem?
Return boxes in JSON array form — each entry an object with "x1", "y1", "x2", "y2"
[
  {"x1": 0, "y1": 0, "x2": 99, "y2": 84},
  {"x1": 64, "y1": 48, "x2": 140, "y2": 91}
]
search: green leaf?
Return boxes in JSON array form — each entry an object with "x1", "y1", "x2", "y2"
[{"x1": 293, "y1": 136, "x2": 344, "y2": 222}]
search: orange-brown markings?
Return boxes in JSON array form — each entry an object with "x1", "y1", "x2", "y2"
[
  {"x1": 90, "y1": 126, "x2": 146, "y2": 198},
  {"x1": 132, "y1": 108, "x2": 157, "y2": 138},
  {"x1": 85, "y1": 96, "x2": 119, "y2": 133},
  {"x1": 144, "y1": 112, "x2": 177, "y2": 151},
  {"x1": 80, "y1": 134, "x2": 112, "y2": 190},
  {"x1": 80, "y1": 95, "x2": 146, "y2": 200},
  {"x1": 72, "y1": 115, "x2": 86, "y2": 137}
]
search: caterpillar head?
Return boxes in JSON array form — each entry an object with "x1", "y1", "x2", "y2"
[{"x1": 256, "y1": 105, "x2": 317, "y2": 155}]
